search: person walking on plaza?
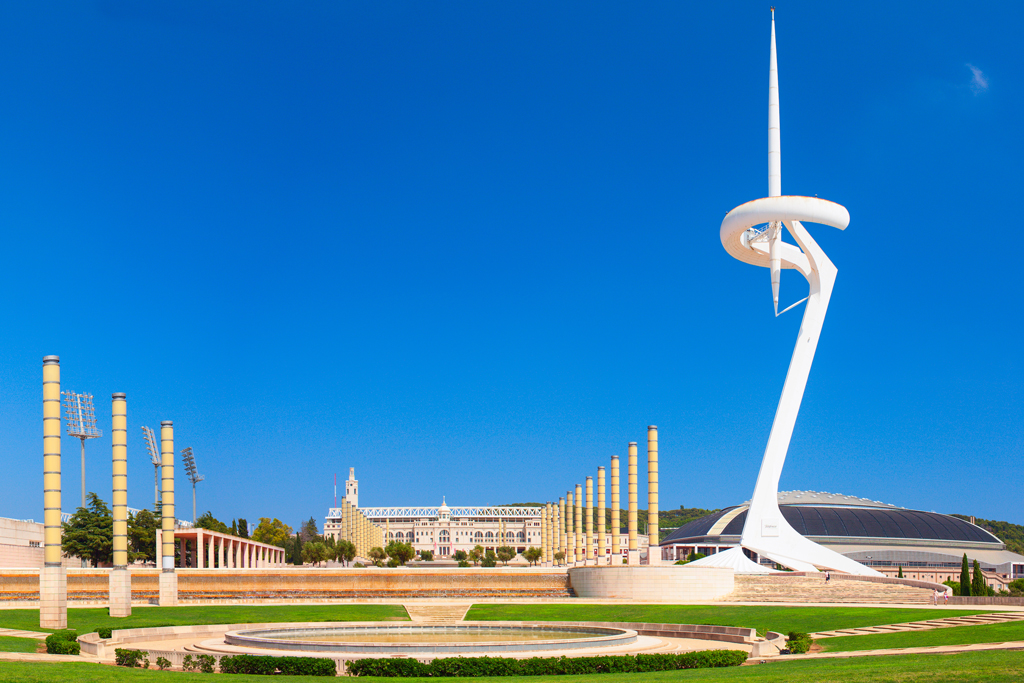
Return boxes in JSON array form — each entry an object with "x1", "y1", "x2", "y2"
[
  {"x1": 944, "y1": 591, "x2": 949, "y2": 605},
  {"x1": 932, "y1": 589, "x2": 939, "y2": 605},
  {"x1": 825, "y1": 571, "x2": 830, "y2": 585}
]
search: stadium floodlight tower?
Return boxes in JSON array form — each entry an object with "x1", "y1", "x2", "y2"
[
  {"x1": 692, "y1": 10, "x2": 880, "y2": 576},
  {"x1": 142, "y1": 426, "x2": 161, "y2": 510},
  {"x1": 61, "y1": 391, "x2": 102, "y2": 510},
  {"x1": 181, "y1": 447, "x2": 204, "y2": 523}
]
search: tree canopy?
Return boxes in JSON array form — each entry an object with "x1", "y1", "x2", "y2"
[
  {"x1": 194, "y1": 511, "x2": 230, "y2": 534},
  {"x1": 62, "y1": 493, "x2": 112, "y2": 567},
  {"x1": 251, "y1": 518, "x2": 292, "y2": 548},
  {"x1": 128, "y1": 508, "x2": 159, "y2": 564}
]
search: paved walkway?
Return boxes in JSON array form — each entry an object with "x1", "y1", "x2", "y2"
[
  {"x1": 0, "y1": 628, "x2": 48, "y2": 639},
  {"x1": 769, "y1": 639, "x2": 1024, "y2": 661},
  {"x1": 813, "y1": 611, "x2": 1024, "y2": 638}
]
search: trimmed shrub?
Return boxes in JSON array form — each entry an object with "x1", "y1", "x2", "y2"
[
  {"x1": 277, "y1": 657, "x2": 337, "y2": 676},
  {"x1": 198, "y1": 654, "x2": 217, "y2": 673},
  {"x1": 346, "y1": 650, "x2": 746, "y2": 677},
  {"x1": 45, "y1": 630, "x2": 80, "y2": 655},
  {"x1": 156, "y1": 656, "x2": 171, "y2": 670},
  {"x1": 457, "y1": 560, "x2": 471, "y2": 567},
  {"x1": 218, "y1": 654, "x2": 333, "y2": 676},
  {"x1": 786, "y1": 631, "x2": 813, "y2": 655},
  {"x1": 182, "y1": 654, "x2": 196, "y2": 672},
  {"x1": 96, "y1": 627, "x2": 113, "y2": 639},
  {"x1": 114, "y1": 648, "x2": 148, "y2": 668}
]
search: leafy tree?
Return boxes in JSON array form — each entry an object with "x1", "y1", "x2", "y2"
[
  {"x1": 127, "y1": 508, "x2": 159, "y2": 564},
  {"x1": 419, "y1": 550, "x2": 434, "y2": 561},
  {"x1": 237, "y1": 518, "x2": 249, "y2": 539},
  {"x1": 385, "y1": 541, "x2": 415, "y2": 566},
  {"x1": 337, "y1": 539, "x2": 357, "y2": 566},
  {"x1": 251, "y1": 518, "x2": 292, "y2": 548},
  {"x1": 62, "y1": 493, "x2": 113, "y2": 567},
  {"x1": 496, "y1": 546, "x2": 515, "y2": 565},
  {"x1": 301, "y1": 541, "x2": 328, "y2": 566},
  {"x1": 367, "y1": 547, "x2": 387, "y2": 567},
  {"x1": 453, "y1": 550, "x2": 468, "y2": 562},
  {"x1": 469, "y1": 545, "x2": 484, "y2": 566},
  {"x1": 897, "y1": 566, "x2": 903, "y2": 578},
  {"x1": 960, "y1": 554, "x2": 971, "y2": 597},
  {"x1": 299, "y1": 517, "x2": 321, "y2": 544},
  {"x1": 523, "y1": 547, "x2": 543, "y2": 566},
  {"x1": 943, "y1": 579, "x2": 961, "y2": 596},
  {"x1": 972, "y1": 559, "x2": 987, "y2": 597},
  {"x1": 553, "y1": 551, "x2": 565, "y2": 565},
  {"x1": 951, "y1": 514, "x2": 1024, "y2": 556},
  {"x1": 481, "y1": 549, "x2": 498, "y2": 567},
  {"x1": 230, "y1": 519, "x2": 237, "y2": 536},
  {"x1": 1009, "y1": 578, "x2": 1024, "y2": 596},
  {"x1": 194, "y1": 511, "x2": 229, "y2": 535}
]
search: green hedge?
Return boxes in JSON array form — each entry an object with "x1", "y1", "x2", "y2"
[
  {"x1": 218, "y1": 654, "x2": 335, "y2": 676},
  {"x1": 786, "y1": 632, "x2": 813, "y2": 655},
  {"x1": 45, "y1": 630, "x2": 80, "y2": 656},
  {"x1": 114, "y1": 648, "x2": 149, "y2": 668},
  {"x1": 346, "y1": 650, "x2": 746, "y2": 677}
]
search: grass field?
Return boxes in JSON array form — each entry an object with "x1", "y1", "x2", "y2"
[
  {"x1": 0, "y1": 605, "x2": 408, "y2": 634},
  {"x1": 820, "y1": 618, "x2": 1024, "y2": 652},
  {"x1": 0, "y1": 635, "x2": 41, "y2": 653},
  {"x1": 0, "y1": 650, "x2": 1022, "y2": 682},
  {"x1": 465, "y1": 604, "x2": 994, "y2": 636}
]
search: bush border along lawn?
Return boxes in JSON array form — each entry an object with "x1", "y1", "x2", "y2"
[
  {"x1": 820, "y1": 618, "x2": 1024, "y2": 652},
  {"x1": 0, "y1": 604, "x2": 408, "y2": 634},
  {"x1": 0, "y1": 650, "x2": 1023, "y2": 682},
  {"x1": 465, "y1": 604, "x2": 996, "y2": 637}
]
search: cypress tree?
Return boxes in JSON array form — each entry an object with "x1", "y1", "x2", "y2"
[
  {"x1": 972, "y1": 559, "x2": 987, "y2": 597},
  {"x1": 897, "y1": 566, "x2": 903, "y2": 578},
  {"x1": 960, "y1": 553, "x2": 971, "y2": 597}
]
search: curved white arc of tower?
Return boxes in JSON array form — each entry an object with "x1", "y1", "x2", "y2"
[{"x1": 701, "y1": 11, "x2": 882, "y2": 577}]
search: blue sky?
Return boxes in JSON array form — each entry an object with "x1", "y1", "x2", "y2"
[{"x1": 1, "y1": 1, "x2": 1020, "y2": 530}]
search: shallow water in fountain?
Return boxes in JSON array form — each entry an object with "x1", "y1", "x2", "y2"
[{"x1": 273, "y1": 628, "x2": 595, "y2": 643}]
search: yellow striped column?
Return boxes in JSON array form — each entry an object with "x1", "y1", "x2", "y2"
[
  {"x1": 566, "y1": 490, "x2": 574, "y2": 565},
  {"x1": 574, "y1": 483, "x2": 583, "y2": 564},
  {"x1": 40, "y1": 356, "x2": 66, "y2": 629},
  {"x1": 585, "y1": 476, "x2": 593, "y2": 565},
  {"x1": 558, "y1": 497, "x2": 566, "y2": 564},
  {"x1": 597, "y1": 466, "x2": 606, "y2": 565},
  {"x1": 109, "y1": 393, "x2": 131, "y2": 616},
  {"x1": 158, "y1": 421, "x2": 178, "y2": 605},
  {"x1": 647, "y1": 425, "x2": 660, "y2": 565},
  {"x1": 611, "y1": 455, "x2": 620, "y2": 562},
  {"x1": 540, "y1": 504, "x2": 548, "y2": 564},
  {"x1": 628, "y1": 441, "x2": 638, "y2": 565}
]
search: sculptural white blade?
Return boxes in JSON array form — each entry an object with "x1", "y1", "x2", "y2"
[{"x1": 692, "y1": 11, "x2": 881, "y2": 576}]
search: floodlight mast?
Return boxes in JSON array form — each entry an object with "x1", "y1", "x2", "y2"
[
  {"x1": 142, "y1": 426, "x2": 161, "y2": 510},
  {"x1": 181, "y1": 447, "x2": 204, "y2": 523},
  {"x1": 62, "y1": 391, "x2": 102, "y2": 510}
]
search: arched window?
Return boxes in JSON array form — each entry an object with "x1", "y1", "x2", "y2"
[
  {"x1": 474, "y1": 531, "x2": 483, "y2": 540},
  {"x1": 440, "y1": 530, "x2": 449, "y2": 540},
  {"x1": 387, "y1": 532, "x2": 393, "y2": 539},
  {"x1": 517, "y1": 531, "x2": 525, "y2": 541},
  {"x1": 485, "y1": 532, "x2": 494, "y2": 540}
]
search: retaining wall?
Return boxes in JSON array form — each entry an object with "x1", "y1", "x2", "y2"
[{"x1": 568, "y1": 566, "x2": 734, "y2": 601}]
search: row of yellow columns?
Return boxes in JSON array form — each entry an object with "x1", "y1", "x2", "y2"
[
  {"x1": 538, "y1": 426, "x2": 659, "y2": 567},
  {"x1": 336, "y1": 499, "x2": 382, "y2": 560}
]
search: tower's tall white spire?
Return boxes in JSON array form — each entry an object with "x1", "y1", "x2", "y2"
[
  {"x1": 768, "y1": 8, "x2": 781, "y2": 198},
  {"x1": 768, "y1": 8, "x2": 782, "y2": 314}
]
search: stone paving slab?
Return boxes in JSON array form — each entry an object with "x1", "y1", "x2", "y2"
[
  {"x1": 812, "y1": 611, "x2": 1024, "y2": 638},
  {"x1": 0, "y1": 628, "x2": 48, "y2": 639}
]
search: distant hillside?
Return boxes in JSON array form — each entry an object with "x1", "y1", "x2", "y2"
[{"x1": 951, "y1": 514, "x2": 1024, "y2": 555}]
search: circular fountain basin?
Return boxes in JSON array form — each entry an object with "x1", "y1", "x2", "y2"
[{"x1": 224, "y1": 622, "x2": 637, "y2": 654}]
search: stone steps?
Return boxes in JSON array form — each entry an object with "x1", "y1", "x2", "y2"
[
  {"x1": 722, "y1": 575, "x2": 934, "y2": 604},
  {"x1": 0, "y1": 628, "x2": 47, "y2": 640},
  {"x1": 404, "y1": 604, "x2": 472, "y2": 624}
]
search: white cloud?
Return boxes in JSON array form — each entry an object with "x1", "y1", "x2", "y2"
[{"x1": 967, "y1": 64, "x2": 988, "y2": 94}]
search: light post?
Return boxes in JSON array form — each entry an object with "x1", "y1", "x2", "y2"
[
  {"x1": 61, "y1": 391, "x2": 101, "y2": 512},
  {"x1": 181, "y1": 447, "x2": 205, "y2": 523}
]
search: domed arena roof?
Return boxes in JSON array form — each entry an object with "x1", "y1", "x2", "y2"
[{"x1": 663, "y1": 491, "x2": 1002, "y2": 548}]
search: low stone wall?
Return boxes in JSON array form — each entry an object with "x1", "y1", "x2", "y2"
[
  {"x1": 568, "y1": 566, "x2": 734, "y2": 601},
  {"x1": 2, "y1": 568, "x2": 573, "y2": 604},
  {"x1": 947, "y1": 596, "x2": 1024, "y2": 606}
]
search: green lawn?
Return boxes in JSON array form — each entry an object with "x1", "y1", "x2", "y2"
[
  {"x1": 0, "y1": 651, "x2": 1022, "y2": 682},
  {"x1": 0, "y1": 605, "x2": 408, "y2": 635},
  {"x1": 0, "y1": 635, "x2": 42, "y2": 653},
  {"x1": 821, "y1": 619, "x2": 1024, "y2": 652},
  {"x1": 466, "y1": 604, "x2": 995, "y2": 637}
]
